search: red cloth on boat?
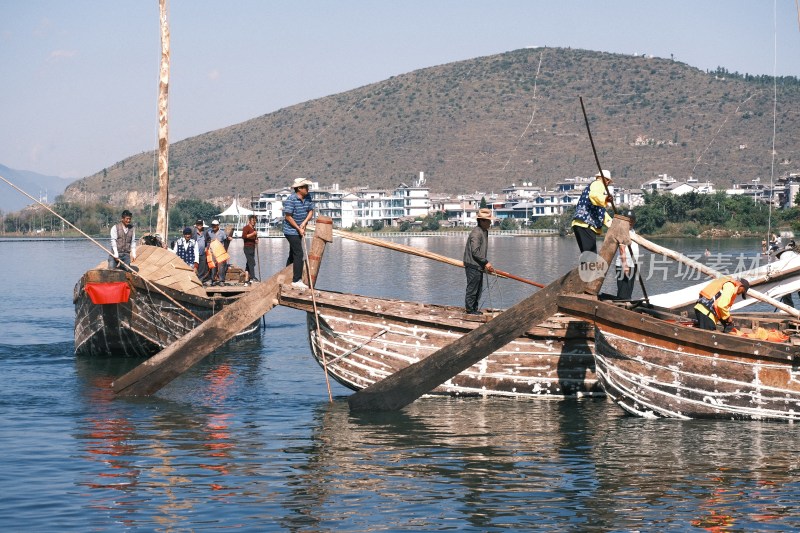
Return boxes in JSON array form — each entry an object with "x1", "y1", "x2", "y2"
[{"x1": 85, "y1": 282, "x2": 131, "y2": 304}]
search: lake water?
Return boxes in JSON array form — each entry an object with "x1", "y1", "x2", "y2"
[{"x1": 3, "y1": 234, "x2": 800, "y2": 531}]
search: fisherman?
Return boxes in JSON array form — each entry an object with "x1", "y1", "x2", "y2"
[
  {"x1": 108, "y1": 209, "x2": 136, "y2": 269},
  {"x1": 242, "y1": 214, "x2": 259, "y2": 282},
  {"x1": 463, "y1": 208, "x2": 495, "y2": 315},
  {"x1": 206, "y1": 219, "x2": 230, "y2": 285},
  {"x1": 571, "y1": 170, "x2": 614, "y2": 255},
  {"x1": 694, "y1": 276, "x2": 750, "y2": 333},
  {"x1": 615, "y1": 211, "x2": 640, "y2": 300},
  {"x1": 192, "y1": 219, "x2": 210, "y2": 282},
  {"x1": 283, "y1": 178, "x2": 315, "y2": 289},
  {"x1": 171, "y1": 227, "x2": 199, "y2": 270}
]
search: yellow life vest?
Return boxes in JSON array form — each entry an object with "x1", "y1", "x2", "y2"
[
  {"x1": 697, "y1": 277, "x2": 741, "y2": 321},
  {"x1": 206, "y1": 239, "x2": 230, "y2": 268}
]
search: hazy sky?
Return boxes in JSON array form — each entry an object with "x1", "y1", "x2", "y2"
[{"x1": 2, "y1": 0, "x2": 799, "y2": 179}]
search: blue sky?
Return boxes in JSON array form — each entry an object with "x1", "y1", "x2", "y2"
[{"x1": 1, "y1": 0, "x2": 799, "y2": 179}]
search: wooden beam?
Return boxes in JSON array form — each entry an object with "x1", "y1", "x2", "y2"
[
  {"x1": 347, "y1": 216, "x2": 632, "y2": 411},
  {"x1": 113, "y1": 217, "x2": 334, "y2": 396}
]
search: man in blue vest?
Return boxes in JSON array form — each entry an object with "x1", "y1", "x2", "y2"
[
  {"x1": 571, "y1": 170, "x2": 614, "y2": 255},
  {"x1": 171, "y1": 227, "x2": 199, "y2": 270}
]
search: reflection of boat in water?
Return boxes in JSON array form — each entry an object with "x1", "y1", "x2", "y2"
[{"x1": 558, "y1": 293, "x2": 800, "y2": 421}]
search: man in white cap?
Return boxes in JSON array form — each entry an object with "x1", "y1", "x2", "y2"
[
  {"x1": 206, "y1": 219, "x2": 230, "y2": 285},
  {"x1": 284, "y1": 178, "x2": 315, "y2": 288},
  {"x1": 463, "y1": 208, "x2": 495, "y2": 315},
  {"x1": 570, "y1": 169, "x2": 614, "y2": 255}
]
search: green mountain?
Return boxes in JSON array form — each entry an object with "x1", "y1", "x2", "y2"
[{"x1": 63, "y1": 47, "x2": 800, "y2": 208}]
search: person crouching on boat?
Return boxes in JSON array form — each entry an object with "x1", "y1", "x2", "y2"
[
  {"x1": 283, "y1": 178, "x2": 315, "y2": 289},
  {"x1": 571, "y1": 170, "x2": 614, "y2": 255},
  {"x1": 171, "y1": 227, "x2": 199, "y2": 270},
  {"x1": 108, "y1": 209, "x2": 136, "y2": 269},
  {"x1": 206, "y1": 219, "x2": 230, "y2": 286},
  {"x1": 463, "y1": 208, "x2": 495, "y2": 315},
  {"x1": 694, "y1": 277, "x2": 750, "y2": 333}
]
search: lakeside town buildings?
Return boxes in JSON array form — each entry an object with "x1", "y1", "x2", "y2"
[{"x1": 239, "y1": 171, "x2": 800, "y2": 231}]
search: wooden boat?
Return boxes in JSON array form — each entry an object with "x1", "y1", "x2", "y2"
[
  {"x1": 557, "y1": 294, "x2": 800, "y2": 421},
  {"x1": 279, "y1": 285, "x2": 600, "y2": 397},
  {"x1": 73, "y1": 1, "x2": 257, "y2": 358},
  {"x1": 74, "y1": 246, "x2": 256, "y2": 357}
]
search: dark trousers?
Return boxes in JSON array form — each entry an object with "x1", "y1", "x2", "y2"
[
  {"x1": 694, "y1": 308, "x2": 717, "y2": 331},
  {"x1": 616, "y1": 266, "x2": 638, "y2": 300},
  {"x1": 197, "y1": 253, "x2": 209, "y2": 281},
  {"x1": 108, "y1": 252, "x2": 131, "y2": 270},
  {"x1": 211, "y1": 261, "x2": 228, "y2": 282},
  {"x1": 573, "y1": 225, "x2": 598, "y2": 255},
  {"x1": 285, "y1": 234, "x2": 305, "y2": 283},
  {"x1": 244, "y1": 246, "x2": 256, "y2": 279},
  {"x1": 465, "y1": 266, "x2": 484, "y2": 313}
]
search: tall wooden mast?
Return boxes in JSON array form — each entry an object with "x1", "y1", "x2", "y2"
[{"x1": 155, "y1": 0, "x2": 170, "y2": 242}]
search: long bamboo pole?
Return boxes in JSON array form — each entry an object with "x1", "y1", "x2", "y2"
[
  {"x1": 329, "y1": 228, "x2": 545, "y2": 288},
  {"x1": 631, "y1": 232, "x2": 800, "y2": 318},
  {"x1": 155, "y1": 0, "x2": 170, "y2": 242}
]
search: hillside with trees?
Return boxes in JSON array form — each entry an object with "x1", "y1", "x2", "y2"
[{"x1": 63, "y1": 47, "x2": 800, "y2": 209}]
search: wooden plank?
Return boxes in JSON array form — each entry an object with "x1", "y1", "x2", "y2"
[
  {"x1": 112, "y1": 218, "x2": 334, "y2": 396},
  {"x1": 347, "y1": 216, "x2": 632, "y2": 411}
]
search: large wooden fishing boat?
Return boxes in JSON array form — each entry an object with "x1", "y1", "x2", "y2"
[
  {"x1": 557, "y1": 294, "x2": 800, "y2": 421},
  {"x1": 73, "y1": 0, "x2": 257, "y2": 358},
  {"x1": 279, "y1": 286, "x2": 599, "y2": 398},
  {"x1": 74, "y1": 246, "x2": 256, "y2": 357}
]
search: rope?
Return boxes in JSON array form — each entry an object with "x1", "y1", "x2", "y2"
[{"x1": 302, "y1": 235, "x2": 333, "y2": 402}]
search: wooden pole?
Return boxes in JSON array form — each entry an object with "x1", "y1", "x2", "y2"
[
  {"x1": 303, "y1": 233, "x2": 333, "y2": 402},
  {"x1": 631, "y1": 232, "x2": 800, "y2": 318},
  {"x1": 113, "y1": 217, "x2": 334, "y2": 397},
  {"x1": 155, "y1": 0, "x2": 170, "y2": 242},
  {"x1": 330, "y1": 228, "x2": 544, "y2": 288},
  {"x1": 347, "y1": 216, "x2": 633, "y2": 412}
]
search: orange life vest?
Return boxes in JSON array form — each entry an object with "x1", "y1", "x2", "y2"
[
  {"x1": 697, "y1": 277, "x2": 741, "y2": 321},
  {"x1": 206, "y1": 239, "x2": 230, "y2": 268}
]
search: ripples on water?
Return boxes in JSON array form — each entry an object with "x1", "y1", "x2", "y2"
[{"x1": 2, "y1": 237, "x2": 800, "y2": 531}]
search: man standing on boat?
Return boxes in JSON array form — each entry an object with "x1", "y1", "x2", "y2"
[
  {"x1": 171, "y1": 227, "x2": 199, "y2": 269},
  {"x1": 108, "y1": 209, "x2": 136, "y2": 269},
  {"x1": 284, "y1": 178, "x2": 315, "y2": 289},
  {"x1": 463, "y1": 208, "x2": 494, "y2": 315},
  {"x1": 242, "y1": 214, "x2": 259, "y2": 282},
  {"x1": 694, "y1": 277, "x2": 750, "y2": 332},
  {"x1": 571, "y1": 170, "x2": 614, "y2": 255},
  {"x1": 206, "y1": 219, "x2": 230, "y2": 285},
  {"x1": 192, "y1": 219, "x2": 209, "y2": 282}
]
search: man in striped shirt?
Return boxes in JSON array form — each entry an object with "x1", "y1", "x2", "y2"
[{"x1": 283, "y1": 178, "x2": 315, "y2": 288}]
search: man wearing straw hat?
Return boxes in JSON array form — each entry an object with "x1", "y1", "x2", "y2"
[
  {"x1": 284, "y1": 177, "x2": 315, "y2": 289},
  {"x1": 571, "y1": 169, "x2": 614, "y2": 255},
  {"x1": 463, "y1": 208, "x2": 495, "y2": 315}
]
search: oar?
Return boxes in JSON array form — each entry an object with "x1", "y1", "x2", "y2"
[
  {"x1": 631, "y1": 232, "x2": 800, "y2": 319},
  {"x1": 302, "y1": 234, "x2": 333, "y2": 403},
  {"x1": 329, "y1": 228, "x2": 545, "y2": 288},
  {"x1": 0, "y1": 174, "x2": 204, "y2": 323}
]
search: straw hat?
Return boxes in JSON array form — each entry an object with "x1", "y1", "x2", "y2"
[
  {"x1": 211, "y1": 219, "x2": 220, "y2": 226},
  {"x1": 595, "y1": 169, "x2": 613, "y2": 183},
  {"x1": 476, "y1": 208, "x2": 495, "y2": 220},
  {"x1": 291, "y1": 177, "x2": 313, "y2": 189}
]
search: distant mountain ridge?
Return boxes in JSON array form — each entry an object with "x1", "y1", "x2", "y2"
[
  {"x1": 0, "y1": 164, "x2": 75, "y2": 213},
  {"x1": 62, "y1": 47, "x2": 800, "y2": 209}
]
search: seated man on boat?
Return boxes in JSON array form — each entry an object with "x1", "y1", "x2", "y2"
[
  {"x1": 570, "y1": 169, "x2": 613, "y2": 255},
  {"x1": 108, "y1": 209, "x2": 136, "y2": 270},
  {"x1": 171, "y1": 227, "x2": 199, "y2": 270},
  {"x1": 463, "y1": 208, "x2": 495, "y2": 315},
  {"x1": 693, "y1": 276, "x2": 750, "y2": 333}
]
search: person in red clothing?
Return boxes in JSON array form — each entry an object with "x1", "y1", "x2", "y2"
[{"x1": 242, "y1": 214, "x2": 259, "y2": 282}]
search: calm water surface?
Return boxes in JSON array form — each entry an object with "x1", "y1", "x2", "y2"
[{"x1": 2, "y1": 235, "x2": 799, "y2": 531}]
